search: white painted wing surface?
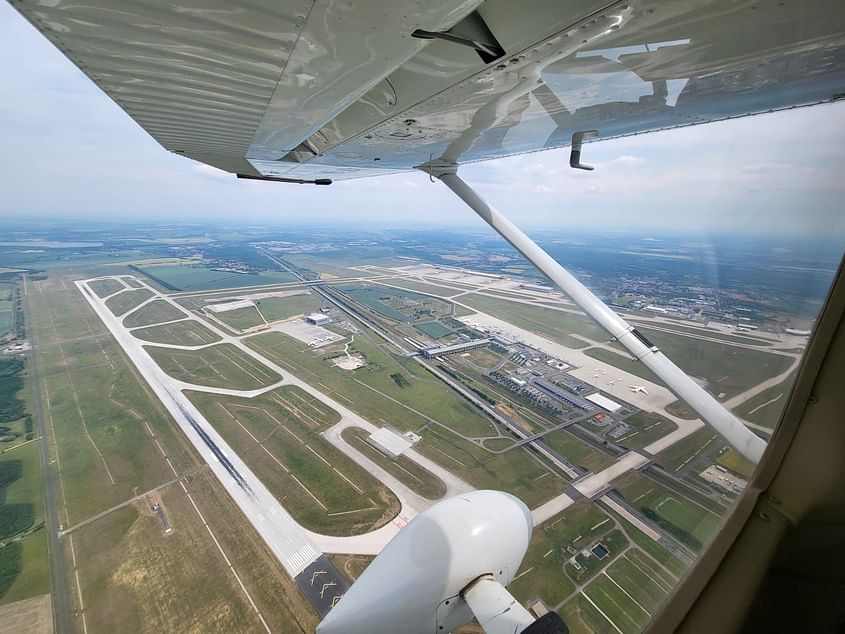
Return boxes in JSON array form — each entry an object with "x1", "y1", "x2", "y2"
[{"x1": 10, "y1": 0, "x2": 845, "y2": 179}]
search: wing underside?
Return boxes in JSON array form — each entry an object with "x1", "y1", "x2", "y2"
[{"x1": 11, "y1": 0, "x2": 845, "y2": 180}]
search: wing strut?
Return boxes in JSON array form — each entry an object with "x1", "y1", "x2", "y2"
[{"x1": 418, "y1": 163, "x2": 766, "y2": 463}]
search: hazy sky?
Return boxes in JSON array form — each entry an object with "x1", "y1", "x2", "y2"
[{"x1": 1, "y1": 3, "x2": 844, "y2": 238}]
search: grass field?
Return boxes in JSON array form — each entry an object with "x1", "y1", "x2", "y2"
[
  {"x1": 614, "y1": 472, "x2": 721, "y2": 550},
  {"x1": 255, "y1": 294, "x2": 322, "y2": 322},
  {"x1": 341, "y1": 427, "x2": 447, "y2": 500},
  {"x1": 30, "y1": 274, "x2": 320, "y2": 632},
  {"x1": 0, "y1": 444, "x2": 48, "y2": 605},
  {"x1": 104, "y1": 289, "x2": 153, "y2": 316},
  {"x1": 131, "y1": 320, "x2": 221, "y2": 346},
  {"x1": 88, "y1": 279, "x2": 124, "y2": 298},
  {"x1": 656, "y1": 427, "x2": 721, "y2": 474},
  {"x1": 716, "y1": 447, "x2": 755, "y2": 479},
  {"x1": 459, "y1": 295, "x2": 601, "y2": 349},
  {"x1": 207, "y1": 305, "x2": 266, "y2": 332},
  {"x1": 28, "y1": 276, "x2": 201, "y2": 524},
  {"x1": 610, "y1": 514, "x2": 688, "y2": 579},
  {"x1": 375, "y1": 278, "x2": 467, "y2": 297},
  {"x1": 145, "y1": 343, "x2": 281, "y2": 390},
  {"x1": 68, "y1": 471, "x2": 318, "y2": 633},
  {"x1": 0, "y1": 309, "x2": 11, "y2": 339},
  {"x1": 136, "y1": 264, "x2": 296, "y2": 291},
  {"x1": 0, "y1": 533, "x2": 48, "y2": 608},
  {"x1": 414, "y1": 320, "x2": 453, "y2": 340},
  {"x1": 582, "y1": 568, "x2": 651, "y2": 632},
  {"x1": 642, "y1": 330, "x2": 794, "y2": 400},
  {"x1": 565, "y1": 529, "x2": 628, "y2": 584},
  {"x1": 732, "y1": 371, "x2": 797, "y2": 428},
  {"x1": 457, "y1": 347, "x2": 504, "y2": 370},
  {"x1": 337, "y1": 285, "x2": 451, "y2": 323},
  {"x1": 509, "y1": 502, "x2": 612, "y2": 606},
  {"x1": 188, "y1": 389, "x2": 399, "y2": 535},
  {"x1": 415, "y1": 426, "x2": 567, "y2": 508},
  {"x1": 574, "y1": 329, "x2": 792, "y2": 405},
  {"x1": 123, "y1": 300, "x2": 187, "y2": 328},
  {"x1": 630, "y1": 320, "x2": 773, "y2": 346},
  {"x1": 612, "y1": 412, "x2": 679, "y2": 450},
  {"x1": 540, "y1": 430, "x2": 616, "y2": 472},
  {"x1": 246, "y1": 330, "x2": 497, "y2": 438}
]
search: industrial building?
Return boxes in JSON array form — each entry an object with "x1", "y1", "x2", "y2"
[
  {"x1": 585, "y1": 392, "x2": 623, "y2": 413},
  {"x1": 533, "y1": 378, "x2": 594, "y2": 411},
  {"x1": 421, "y1": 338, "x2": 490, "y2": 358},
  {"x1": 305, "y1": 312, "x2": 331, "y2": 326},
  {"x1": 366, "y1": 427, "x2": 413, "y2": 460}
]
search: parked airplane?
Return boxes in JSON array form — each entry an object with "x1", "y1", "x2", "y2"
[{"x1": 631, "y1": 385, "x2": 650, "y2": 395}]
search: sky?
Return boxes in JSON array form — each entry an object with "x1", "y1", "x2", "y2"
[{"x1": 1, "y1": 2, "x2": 844, "y2": 239}]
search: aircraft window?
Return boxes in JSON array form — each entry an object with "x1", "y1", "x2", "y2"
[
  {"x1": 446, "y1": 101, "x2": 845, "y2": 632},
  {"x1": 1, "y1": 0, "x2": 843, "y2": 629}
]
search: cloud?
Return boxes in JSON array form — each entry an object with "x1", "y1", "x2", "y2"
[
  {"x1": 1, "y1": 1, "x2": 844, "y2": 242},
  {"x1": 607, "y1": 155, "x2": 646, "y2": 167}
]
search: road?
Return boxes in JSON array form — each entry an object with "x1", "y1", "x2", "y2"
[{"x1": 23, "y1": 274, "x2": 72, "y2": 634}]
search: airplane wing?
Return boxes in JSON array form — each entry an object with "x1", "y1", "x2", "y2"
[{"x1": 10, "y1": 0, "x2": 845, "y2": 181}]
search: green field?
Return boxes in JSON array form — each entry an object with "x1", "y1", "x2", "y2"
[
  {"x1": 88, "y1": 279, "x2": 124, "y2": 298},
  {"x1": 188, "y1": 389, "x2": 399, "y2": 535},
  {"x1": 376, "y1": 278, "x2": 465, "y2": 297},
  {"x1": 565, "y1": 529, "x2": 628, "y2": 584},
  {"x1": 415, "y1": 426, "x2": 567, "y2": 508},
  {"x1": 458, "y1": 295, "x2": 601, "y2": 349},
  {"x1": 104, "y1": 289, "x2": 153, "y2": 316},
  {"x1": 123, "y1": 300, "x2": 187, "y2": 328},
  {"x1": 510, "y1": 502, "x2": 612, "y2": 606},
  {"x1": 716, "y1": 447, "x2": 756, "y2": 479},
  {"x1": 145, "y1": 343, "x2": 281, "y2": 390},
  {"x1": 613, "y1": 514, "x2": 688, "y2": 578},
  {"x1": 337, "y1": 285, "x2": 450, "y2": 323},
  {"x1": 246, "y1": 330, "x2": 497, "y2": 439},
  {"x1": 611, "y1": 411, "x2": 678, "y2": 450},
  {"x1": 541, "y1": 430, "x2": 616, "y2": 472},
  {"x1": 28, "y1": 276, "x2": 202, "y2": 523},
  {"x1": 656, "y1": 427, "x2": 720, "y2": 474},
  {"x1": 28, "y1": 274, "x2": 319, "y2": 632},
  {"x1": 614, "y1": 472, "x2": 721, "y2": 550},
  {"x1": 586, "y1": 338, "x2": 794, "y2": 403},
  {"x1": 582, "y1": 569, "x2": 650, "y2": 632},
  {"x1": 68, "y1": 471, "x2": 318, "y2": 633},
  {"x1": 0, "y1": 309, "x2": 12, "y2": 338},
  {"x1": 341, "y1": 427, "x2": 447, "y2": 500},
  {"x1": 255, "y1": 293, "x2": 322, "y2": 322},
  {"x1": 630, "y1": 320, "x2": 773, "y2": 346},
  {"x1": 414, "y1": 320, "x2": 453, "y2": 340},
  {"x1": 137, "y1": 264, "x2": 296, "y2": 291},
  {"x1": 211, "y1": 305, "x2": 265, "y2": 331},
  {"x1": 457, "y1": 347, "x2": 504, "y2": 370},
  {"x1": 0, "y1": 444, "x2": 48, "y2": 605},
  {"x1": 642, "y1": 330, "x2": 794, "y2": 400},
  {"x1": 732, "y1": 371, "x2": 797, "y2": 428},
  {"x1": 131, "y1": 320, "x2": 221, "y2": 346}
]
